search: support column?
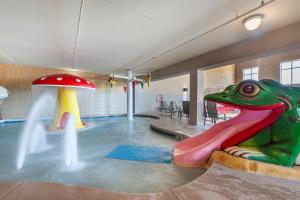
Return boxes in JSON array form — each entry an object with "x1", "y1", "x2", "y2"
[
  {"x1": 133, "y1": 85, "x2": 136, "y2": 114},
  {"x1": 127, "y1": 70, "x2": 133, "y2": 120},
  {"x1": 189, "y1": 69, "x2": 204, "y2": 126}
]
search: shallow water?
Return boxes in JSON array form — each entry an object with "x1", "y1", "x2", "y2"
[{"x1": 0, "y1": 117, "x2": 205, "y2": 193}]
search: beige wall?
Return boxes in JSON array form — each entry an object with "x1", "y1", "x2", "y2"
[
  {"x1": 235, "y1": 49, "x2": 300, "y2": 84},
  {"x1": 203, "y1": 64, "x2": 235, "y2": 95},
  {"x1": 135, "y1": 74, "x2": 190, "y2": 113},
  {"x1": 135, "y1": 66, "x2": 234, "y2": 117},
  {"x1": 188, "y1": 65, "x2": 235, "y2": 125}
]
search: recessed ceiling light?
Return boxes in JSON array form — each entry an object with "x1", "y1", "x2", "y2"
[{"x1": 243, "y1": 14, "x2": 263, "y2": 31}]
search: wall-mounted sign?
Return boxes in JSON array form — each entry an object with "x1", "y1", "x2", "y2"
[{"x1": 156, "y1": 95, "x2": 163, "y2": 102}]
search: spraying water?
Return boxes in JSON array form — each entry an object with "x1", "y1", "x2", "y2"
[
  {"x1": 63, "y1": 114, "x2": 78, "y2": 168},
  {"x1": 28, "y1": 122, "x2": 51, "y2": 154},
  {"x1": 16, "y1": 93, "x2": 54, "y2": 169},
  {"x1": 17, "y1": 92, "x2": 84, "y2": 171}
]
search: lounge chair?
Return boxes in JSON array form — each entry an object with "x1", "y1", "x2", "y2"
[
  {"x1": 203, "y1": 101, "x2": 228, "y2": 125},
  {"x1": 159, "y1": 101, "x2": 170, "y2": 112},
  {"x1": 179, "y1": 101, "x2": 189, "y2": 120},
  {"x1": 170, "y1": 101, "x2": 181, "y2": 118}
]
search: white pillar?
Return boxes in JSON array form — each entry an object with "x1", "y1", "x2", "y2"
[
  {"x1": 189, "y1": 69, "x2": 204, "y2": 126},
  {"x1": 127, "y1": 70, "x2": 133, "y2": 120}
]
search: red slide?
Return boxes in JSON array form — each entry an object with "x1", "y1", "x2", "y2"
[{"x1": 173, "y1": 103, "x2": 285, "y2": 167}]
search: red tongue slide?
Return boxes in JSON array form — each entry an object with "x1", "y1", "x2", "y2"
[{"x1": 173, "y1": 103, "x2": 285, "y2": 167}]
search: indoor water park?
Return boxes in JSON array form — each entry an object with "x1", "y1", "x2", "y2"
[{"x1": 0, "y1": 1, "x2": 300, "y2": 200}]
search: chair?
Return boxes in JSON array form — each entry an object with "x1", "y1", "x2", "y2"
[
  {"x1": 170, "y1": 101, "x2": 181, "y2": 118},
  {"x1": 203, "y1": 101, "x2": 227, "y2": 125},
  {"x1": 175, "y1": 101, "x2": 181, "y2": 110},
  {"x1": 179, "y1": 101, "x2": 189, "y2": 120},
  {"x1": 176, "y1": 101, "x2": 183, "y2": 118},
  {"x1": 159, "y1": 101, "x2": 170, "y2": 112}
]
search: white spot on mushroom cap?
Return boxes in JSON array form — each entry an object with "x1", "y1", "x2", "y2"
[
  {"x1": 76, "y1": 79, "x2": 81, "y2": 83},
  {"x1": 41, "y1": 77, "x2": 46, "y2": 80},
  {"x1": 57, "y1": 77, "x2": 63, "y2": 81},
  {"x1": 87, "y1": 81, "x2": 90, "y2": 84}
]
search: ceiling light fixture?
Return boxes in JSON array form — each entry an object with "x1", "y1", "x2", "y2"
[{"x1": 243, "y1": 14, "x2": 263, "y2": 31}]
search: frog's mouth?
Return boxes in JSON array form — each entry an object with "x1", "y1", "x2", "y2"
[
  {"x1": 209, "y1": 100, "x2": 286, "y2": 148},
  {"x1": 173, "y1": 100, "x2": 286, "y2": 167}
]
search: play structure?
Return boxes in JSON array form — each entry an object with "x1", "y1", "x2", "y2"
[
  {"x1": 107, "y1": 73, "x2": 150, "y2": 89},
  {"x1": 108, "y1": 76, "x2": 117, "y2": 88},
  {"x1": 108, "y1": 71, "x2": 151, "y2": 120},
  {"x1": 107, "y1": 73, "x2": 150, "y2": 95},
  {"x1": 174, "y1": 79, "x2": 300, "y2": 170},
  {"x1": 32, "y1": 74, "x2": 95, "y2": 130}
]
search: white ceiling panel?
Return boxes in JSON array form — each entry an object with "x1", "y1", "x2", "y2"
[
  {"x1": 131, "y1": 0, "x2": 300, "y2": 73},
  {"x1": 75, "y1": 0, "x2": 240, "y2": 73},
  {"x1": 0, "y1": 0, "x2": 299, "y2": 74},
  {"x1": 0, "y1": 0, "x2": 81, "y2": 68}
]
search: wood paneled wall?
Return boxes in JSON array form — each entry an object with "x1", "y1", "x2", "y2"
[
  {"x1": 0, "y1": 64, "x2": 129, "y2": 119},
  {"x1": 0, "y1": 64, "x2": 109, "y2": 90}
]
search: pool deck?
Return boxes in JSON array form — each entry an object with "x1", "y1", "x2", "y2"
[
  {"x1": 1, "y1": 162, "x2": 299, "y2": 200},
  {"x1": 150, "y1": 114, "x2": 207, "y2": 138},
  {"x1": 1, "y1": 113, "x2": 300, "y2": 199}
]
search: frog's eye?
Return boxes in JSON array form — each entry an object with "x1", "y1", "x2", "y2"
[{"x1": 239, "y1": 83, "x2": 260, "y2": 97}]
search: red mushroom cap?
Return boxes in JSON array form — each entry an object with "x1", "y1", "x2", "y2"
[{"x1": 32, "y1": 74, "x2": 96, "y2": 90}]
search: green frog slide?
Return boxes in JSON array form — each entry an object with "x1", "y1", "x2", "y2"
[{"x1": 173, "y1": 80, "x2": 300, "y2": 168}]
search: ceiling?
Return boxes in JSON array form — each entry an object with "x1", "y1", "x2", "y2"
[{"x1": 0, "y1": 0, "x2": 299, "y2": 75}]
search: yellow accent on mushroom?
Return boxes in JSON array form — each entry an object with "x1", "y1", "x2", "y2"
[{"x1": 49, "y1": 88, "x2": 84, "y2": 131}]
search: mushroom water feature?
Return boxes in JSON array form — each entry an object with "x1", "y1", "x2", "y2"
[{"x1": 32, "y1": 74, "x2": 96, "y2": 130}]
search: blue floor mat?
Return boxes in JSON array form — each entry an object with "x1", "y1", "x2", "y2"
[{"x1": 106, "y1": 145, "x2": 172, "y2": 163}]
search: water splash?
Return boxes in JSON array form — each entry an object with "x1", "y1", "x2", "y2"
[
  {"x1": 16, "y1": 92, "x2": 84, "y2": 171},
  {"x1": 62, "y1": 113, "x2": 85, "y2": 171},
  {"x1": 16, "y1": 93, "x2": 54, "y2": 169},
  {"x1": 28, "y1": 122, "x2": 51, "y2": 154},
  {"x1": 64, "y1": 114, "x2": 78, "y2": 168}
]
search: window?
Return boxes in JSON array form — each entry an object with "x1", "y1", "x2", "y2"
[
  {"x1": 243, "y1": 67, "x2": 259, "y2": 81},
  {"x1": 280, "y1": 59, "x2": 300, "y2": 85}
]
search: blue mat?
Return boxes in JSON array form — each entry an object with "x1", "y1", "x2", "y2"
[{"x1": 106, "y1": 145, "x2": 172, "y2": 163}]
